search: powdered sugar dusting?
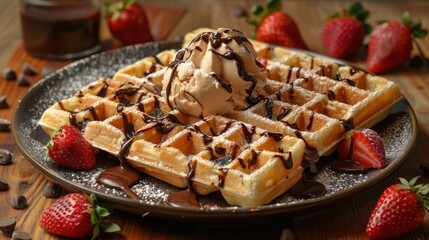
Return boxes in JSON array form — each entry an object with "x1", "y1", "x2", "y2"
[{"x1": 13, "y1": 43, "x2": 417, "y2": 217}]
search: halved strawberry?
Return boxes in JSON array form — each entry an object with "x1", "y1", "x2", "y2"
[
  {"x1": 337, "y1": 130, "x2": 354, "y2": 160},
  {"x1": 351, "y1": 128, "x2": 385, "y2": 169}
]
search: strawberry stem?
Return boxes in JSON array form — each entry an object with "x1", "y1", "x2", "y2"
[
  {"x1": 397, "y1": 176, "x2": 429, "y2": 211},
  {"x1": 83, "y1": 193, "x2": 120, "y2": 240},
  {"x1": 400, "y1": 11, "x2": 429, "y2": 64},
  {"x1": 326, "y1": 2, "x2": 372, "y2": 35},
  {"x1": 246, "y1": 0, "x2": 282, "y2": 37}
]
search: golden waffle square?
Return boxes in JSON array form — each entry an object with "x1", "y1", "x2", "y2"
[{"x1": 39, "y1": 28, "x2": 401, "y2": 208}]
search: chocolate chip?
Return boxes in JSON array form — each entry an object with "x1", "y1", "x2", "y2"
[
  {"x1": 0, "y1": 180, "x2": 9, "y2": 191},
  {"x1": 0, "y1": 217, "x2": 16, "y2": 237},
  {"x1": 22, "y1": 62, "x2": 37, "y2": 76},
  {"x1": 12, "y1": 230, "x2": 32, "y2": 240},
  {"x1": 234, "y1": 6, "x2": 248, "y2": 17},
  {"x1": 11, "y1": 195, "x2": 27, "y2": 210},
  {"x1": 17, "y1": 74, "x2": 30, "y2": 86},
  {"x1": 43, "y1": 182, "x2": 63, "y2": 198},
  {"x1": 280, "y1": 228, "x2": 296, "y2": 240},
  {"x1": 3, "y1": 68, "x2": 17, "y2": 81},
  {"x1": 0, "y1": 149, "x2": 13, "y2": 165},
  {"x1": 0, "y1": 118, "x2": 10, "y2": 131},
  {"x1": 0, "y1": 95, "x2": 9, "y2": 109},
  {"x1": 41, "y1": 65, "x2": 55, "y2": 77}
]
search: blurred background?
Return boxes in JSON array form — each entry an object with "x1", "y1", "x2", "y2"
[{"x1": 1, "y1": 0, "x2": 428, "y2": 68}]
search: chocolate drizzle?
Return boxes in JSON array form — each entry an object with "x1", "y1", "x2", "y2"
[
  {"x1": 277, "y1": 107, "x2": 292, "y2": 120},
  {"x1": 261, "y1": 131, "x2": 284, "y2": 141},
  {"x1": 240, "y1": 123, "x2": 256, "y2": 144},
  {"x1": 306, "y1": 111, "x2": 315, "y2": 131},
  {"x1": 166, "y1": 160, "x2": 200, "y2": 208},
  {"x1": 218, "y1": 168, "x2": 229, "y2": 188},
  {"x1": 326, "y1": 90, "x2": 336, "y2": 100},
  {"x1": 340, "y1": 118, "x2": 355, "y2": 131},
  {"x1": 277, "y1": 153, "x2": 293, "y2": 169},
  {"x1": 265, "y1": 98, "x2": 274, "y2": 120},
  {"x1": 335, "y1": 72, "x2": 356, "y2": 86},
  {"x1": 211, "y1": 73, "x2": 232, "y2": 93}
]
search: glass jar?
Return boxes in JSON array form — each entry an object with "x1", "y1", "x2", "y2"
[{"x1": 20, "y1": 0, "x2": 101, "y2": 60}]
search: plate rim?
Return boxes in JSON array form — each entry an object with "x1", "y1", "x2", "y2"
[{"x1": 12, "y1": 42, "x2": 419, "y2": 221}]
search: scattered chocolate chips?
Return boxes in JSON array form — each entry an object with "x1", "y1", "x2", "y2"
[
  {"x1": 3, "y1": 68, "x2": 17, "y2": 81},
  {"x1": 43, "y1": 182, "x2": 63, "y2": 198},
  {"x1": 12, "y1": 230, "x2": 32, "y2": 240},
  {"x1": 0, "y1": 149, "x2": 13, "y2": 165},
  {"x1": 22, "y1": 62, "x2": 37, "y2": 76},
  {"x1": 41, "y1": 65, "x2": 55, "y2": 77},
  {"x1": 17, "y1": 74, "x2": 30, "y2": 86},
  {"x1": 0, "y1": 95, "x2": 9, "y2": 109},
  {"x1": 0, "y1": 118, "x2": 11, "y2": 131},
  {"x1": 0, "y1": 180, "x2": 9, "y2": 191},
  {"x1": 11, "y1": 195, "x2": 27, "y2": 210},
  {"x1": 0, "y1": 217, "x2": 16, "y2": 237},
  {"x1": 280, "y1": 228, "x2": 296, "y2": 240},
  {"x1": 234, "y1": 6, "x2": 248, "y2": 17}
]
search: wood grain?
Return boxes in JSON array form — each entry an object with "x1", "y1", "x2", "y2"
[{"x1": 1, "y1": 0, "x2": 429, "y2": 239}]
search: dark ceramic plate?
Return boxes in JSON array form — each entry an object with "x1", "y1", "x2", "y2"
[{"x1": 12, "y1": 42, "x2": 418, "y2": 222}]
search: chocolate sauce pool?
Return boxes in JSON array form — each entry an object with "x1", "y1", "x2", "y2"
[{"x1": 97, "y1": 166, "x2": 141, "y2": 200}]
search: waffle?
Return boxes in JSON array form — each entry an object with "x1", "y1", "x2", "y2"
[{"x1": 39, "y1": 29, "x2": 401, "y2": 207}]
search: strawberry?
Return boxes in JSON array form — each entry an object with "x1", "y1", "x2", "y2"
[
  {"x1": 367, "y1": 12, "x2": 428, "y2": 74},
  {"x1": 46, "y1": 125, "x2": 96, "y2": 170},
  {"x1": 105, "y1": 0, "x2": 153, "y2": 46},
  {"x1": 337, "y1": 130, "x2": 353, "y2": 160},
  {"x1": 366, "y1": 176, "x2": 429, "y2": 239},
  {"x1": 39, "y1": 193, "x2": 120, "y2": 239},
  {"x1": 351, "y1": 128, "x2": 385, "y2": 169},
  {"x1": 335, "y1": 128, "x2": 385, "y2": 169},
  {"x1": 247, "y1": 0, "x2": 308, "y2": 49},
  {"x1": 322, "y1": 2, "x2": 371, "y2": 59}
]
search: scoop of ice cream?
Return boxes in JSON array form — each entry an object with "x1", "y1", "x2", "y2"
[{"x1": 162, "y1": 28, "x2": 267, "y2": 118}]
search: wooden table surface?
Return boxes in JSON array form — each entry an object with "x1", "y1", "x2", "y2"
[{"x1": 1, "y1": 1, "x2": 429, "y2": 239}]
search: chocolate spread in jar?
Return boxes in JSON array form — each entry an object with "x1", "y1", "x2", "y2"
[{"x1": 20, "y1": 0, "x2": 101, "y2": 60}]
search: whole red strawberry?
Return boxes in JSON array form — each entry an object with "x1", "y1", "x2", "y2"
[
  {"x1": 367, "y1": 12, "x2": 428, "y2": 74},
  {"x1": 106, "y1": 0, "x2": 153, "y2": 45},
  {"x1": 366, "y1": 176, "x2": 429, "y2": 239},
  {"x1": 47, "y1": 125, "x2": 96, "y2": 170},
  {"x1": 247, "y1": 0, "x2": 307, "y2": 49},
  {"x1": 322, "y1": 2, "x2": 371, "y2": 59},
  {"x1": 39, "y1": 193, "x2": 120, "y2": 239}
]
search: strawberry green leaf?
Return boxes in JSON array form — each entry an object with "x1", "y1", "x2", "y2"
[
  {"x1": 95, "y1": 205, "x2": 111, "y2": 218},
  {"x1": 101, "y1": 222, "x2": 121, "y2": 233},
  {"x1": 348, "y1": 2, "x2": 364, "y2": 15},
  {"x1": 363, "y1": 23, "x2": 372, "y2": 35},
  {"x1": 411, "y1": 19, "x2": 422, "y2": 31},
  {"x1": 414, "y1": 29, "x2": 428, "y2": 38},
  {"x1": 251, "y1": 5, "x2": 264, "y2": 16},
  {"x1": 376, "y1": 19, "x2": 387, "y2": 25},
  {"x1": 409, "y1": 176, "x2": 419, "y2": 186},
  {"x1": 92, "y1": 223, "x2": 101, "y2": 240},
  {"x1": 401, "y1": 11, "x2": 411, "y2": 26},
  {"x1": 355, "y1": 11, "x2": 369, "y2": 22},
  {"x1": 246, "y1": 18, "x2": 259, "y2": 26},
  {"x1": 266, "y1": 0, "x2": 281, "y2": 12}
]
